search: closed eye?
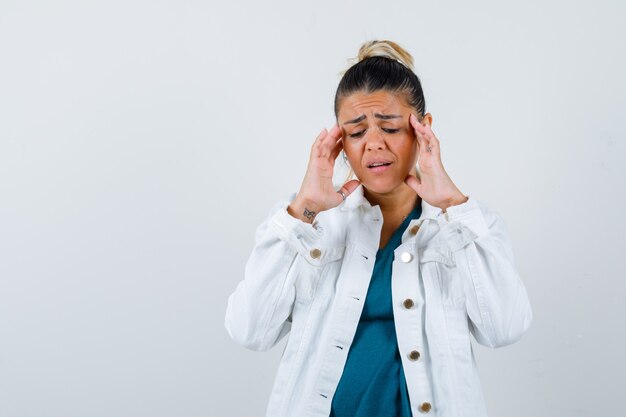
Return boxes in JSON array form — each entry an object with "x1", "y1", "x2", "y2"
[
  {"x1": 348, "y1": 128, "x2": 400, "y2": 138},
  {"x1": 349, "y1": 130, "x2": 365, "y2": 138}
]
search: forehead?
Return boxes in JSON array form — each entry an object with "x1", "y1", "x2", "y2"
[{"x1": 338, "y1": 90, "x2": 411, "y2": 121}]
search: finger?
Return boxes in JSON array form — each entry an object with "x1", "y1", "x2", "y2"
[
  {"x1": 312, "y1": 127, "x2": 329, "y2": 158},
  {"x1": 318, "y1": 124, "x2": 342, "y2": 158},
  {"x1": 404, "y1": 174, "x2": 421, "y2": 195},
  {"x1": 408, "y1": 114, "x2": 420, "y2": 150},
  {"x1": 334, "y1": 179, "x2": 361, "y2": 204},
  {"x1": 423, "y1": 124, "x2": 440, "y2": 154},
  {"x1": 410, "y1": 114, "x2": 428, "y2": 152},
  {"x1": 319, "y1": 124, "x2": 341, "y2": 144},
  {"x1": 341, "y1": 179, "x2": 361, "y2": 196},
  {"x1": 409, "y1": 113, "x2": 422, "y2": 128},
  {"x1": 329, "y1": 138, "x2": 343, "y2": 161},
  {"x1": 329, "y1": 123, "x2": 342, "y2": 138},
  {"x1": 412, "y1": 119, "x2": 437, "y2": 156},
  {"x1": 313, "y1": 127, "x2": 327, "y2": 146}
]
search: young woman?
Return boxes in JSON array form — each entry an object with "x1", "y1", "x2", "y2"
[{"x1": 225, "y1": 40, "x2": 532, "y2": 417}]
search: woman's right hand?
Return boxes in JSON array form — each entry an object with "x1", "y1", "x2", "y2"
[{"x1": 287, "y1": 124, "x2": 361, "y2": 224}]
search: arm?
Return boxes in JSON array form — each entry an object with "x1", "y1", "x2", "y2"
[
  {"x1": 224, "y1": 200, "x2": 320, "y2": 352},
  {"x1": 225, "y1": 124, "x2": 359, "y2": 351},
  {"x1": 439, "y1": 198, "x2": 533, "y2": 348},
  {"x1": 403, "y1": 118, "x2": 532, "y2": 348}
]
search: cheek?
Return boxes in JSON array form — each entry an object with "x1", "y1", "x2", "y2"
[
  {"x1": 396, "y1": 134, "x2": 417, "y2": 154},
  {"x1": 342, "y1": 141, "x2": 360, "y2": 162}
]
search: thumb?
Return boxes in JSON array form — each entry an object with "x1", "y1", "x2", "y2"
[
  {"x1": 404, "y1": 174, "x2": 421, "y2": 194},
  {"x1": 339, "y1": 179, "x2": 361, "y2": 198},
  {"x1": 334, "y1": 179, "x2": 361, "y2": 205}
]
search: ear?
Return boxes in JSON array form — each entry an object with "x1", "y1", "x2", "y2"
[{"x1": 421, "y1": 112, "x2": 433, "y2": 126}]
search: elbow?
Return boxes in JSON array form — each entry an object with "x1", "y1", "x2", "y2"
[
  {"x1": 507, "y1": 302, "x2": 533, "y2": 345},
  {"x1": 484, "y1": 303, "x2": 533, "y2": 349},
  {"x1": 224, "y1": 304, "x2": 271, "y2": 352},
  {"x1": 503, "y1": 292, "x2": 533, "y2": 346},
  {"x1": 486, "y1": 281, "x2": 534, "y2": 348},
  {"x1": 224, "y1": 322, "x2": 269, "y2": 352},
  {"x1": 224, "y1": 316, "x2": 289, "y2": 352}
]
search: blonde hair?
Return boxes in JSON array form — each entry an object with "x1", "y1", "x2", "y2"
[{"x1": 344, "y1": 39, "x2": 415, "y2": 73}]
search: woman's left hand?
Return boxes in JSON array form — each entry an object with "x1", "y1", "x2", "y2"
[{"x1": 405, "y1": 113, "x2": 468, "y2": 212}]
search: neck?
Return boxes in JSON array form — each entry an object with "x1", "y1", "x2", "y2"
[{"x1": 364, "y1": 182, "x2": 420, "y2": 220}]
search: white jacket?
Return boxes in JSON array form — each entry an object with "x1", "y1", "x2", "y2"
[{"x1": 225, "y1": 185, "x2": 532, "y2": 417}]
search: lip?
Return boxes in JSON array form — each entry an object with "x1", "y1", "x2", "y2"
[
  {"x1": 368, "y1": 163, "x2": 392, "y2": 174},
  {"x1": 365, "y1": 158, "x2": 393, "y2": 168},
  {"x1": 365, "y1": 159, "x2": 394, "y2": 174}
]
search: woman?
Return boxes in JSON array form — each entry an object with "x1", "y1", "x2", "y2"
[{"x1": 225, "y1": 40, "x2": 532, "y2": 417}]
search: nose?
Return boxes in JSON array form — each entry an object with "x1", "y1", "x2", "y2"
[{"x1": 365, "y1": 127, "x2": 386, "y2": 151}]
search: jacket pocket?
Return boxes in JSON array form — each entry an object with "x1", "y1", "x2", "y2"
[
  {"x1": 420, "y1": 246, "x2": 465, "y2": 309},
  {"x1": 294, "y1": 245, "x2": 345, "y2": 305},
  {"x1": 419, "y1": 245, "x2": 456, "y2": 267}
]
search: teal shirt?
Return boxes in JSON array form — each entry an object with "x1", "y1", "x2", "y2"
[{"x1": 330, "y1": 202, "x2": 422, "y2": 417}]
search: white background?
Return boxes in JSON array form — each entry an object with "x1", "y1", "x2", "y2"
[{"x1": 1, "y1": 1, "x2": 624, "y2": 416}]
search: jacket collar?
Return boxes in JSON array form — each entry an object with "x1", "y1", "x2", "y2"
[{"x1": 340, "y1": 184, "x2": 442, "y2": 221}]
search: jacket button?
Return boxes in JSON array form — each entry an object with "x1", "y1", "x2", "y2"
[
  {"x1": 310, "y1": 248, "x2": 322, "y2": 259},
  {"x1": 408, "y1": 350, "x2": 420, "y2": 361},
  {"x1": 419, "y1": 402, "x2": 432, "y2": 412},
  {"x1": 399, "y1": 252, "x2": 413, "y2": 263},
  {"x1": 409, "y1": 225, "x2": 420, "y2": 235},
  {"x1": 403, "y1": 298, "x2": 415, "y2": 309}
]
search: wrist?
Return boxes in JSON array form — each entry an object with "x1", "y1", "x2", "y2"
[
  {"x1": 287, "y1": 197, "x2": 322, "y2": 224},
  {"x1": 440, "y1": 193, "x2": 469, "y2": 213}
]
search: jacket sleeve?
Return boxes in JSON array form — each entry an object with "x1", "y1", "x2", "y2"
[
  {"x1": 224, "y1": 199, "x2": 322, "y2": 352},
  {"x1": 436, "y1": 197, "x2": 533, "y2": 348}
]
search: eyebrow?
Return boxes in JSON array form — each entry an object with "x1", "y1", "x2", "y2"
[{"x1": 344, "y1": 113, "x2": 402, "y2": 124}]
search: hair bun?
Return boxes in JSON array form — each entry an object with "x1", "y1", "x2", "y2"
[{"x1": 357, "y1": 40, "x2": 414, "y2": 71}]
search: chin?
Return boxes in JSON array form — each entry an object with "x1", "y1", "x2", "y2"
[{"x1": 360, "y1": 178, "x2": 406, "y2": 195}]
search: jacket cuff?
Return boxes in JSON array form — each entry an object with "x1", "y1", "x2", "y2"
[
  {"x1": 268, "y1": 202, "x2": 322, "y2": 257},
  {"x1": 437, "y1": 196, "x2": 490, "y2": 251}
]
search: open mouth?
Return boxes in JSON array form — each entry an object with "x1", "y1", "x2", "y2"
[{"x1": 368, "y1": 162, "x2": 392, "y2": 168}]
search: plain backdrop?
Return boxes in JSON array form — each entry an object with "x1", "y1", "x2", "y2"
[{"x1": 1, "y1": 1, "x2": 625, "y2": 416}]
